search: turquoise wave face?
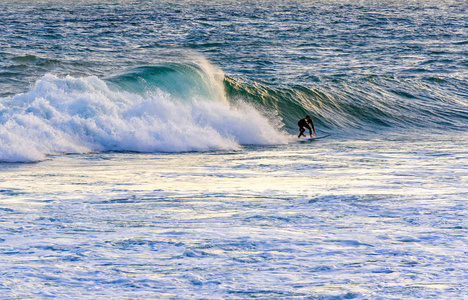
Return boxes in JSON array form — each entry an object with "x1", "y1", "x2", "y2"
[
  {"x1": 104, "y1": 61, "x2": 468, "y2": 133},
  {"x1": 224, "y1": 74, "x2": 468, "y2": 133},
  {"x1": 106, "y1": 62, "x2": 226, "y2": 103},
  {"x1": 78, "y1": 60, "x2": 468, "y2": 134}
]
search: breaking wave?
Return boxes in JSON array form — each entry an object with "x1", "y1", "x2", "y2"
[
  {"x1": 1, "y1": 59, "x2": 467, "y2": 162},
  {"x1": 0, "y1": 62, "x2": 289, "y2": 162}
]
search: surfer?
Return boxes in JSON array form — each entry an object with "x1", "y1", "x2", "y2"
[{"x1": 298, "y1": 115, "x2": 316, "y2": 138}]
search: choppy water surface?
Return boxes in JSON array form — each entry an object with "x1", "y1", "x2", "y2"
[
  {"x1": 1, "y1": 134, "x2": 467, "y2": 299},
  {"x1": 1, "y1": 0, "x2": 468, "y2": 299}
]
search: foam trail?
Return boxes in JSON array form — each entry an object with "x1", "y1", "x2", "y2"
[{"x1": 0, "y1": 74, "x2": 289, "y2": 163}]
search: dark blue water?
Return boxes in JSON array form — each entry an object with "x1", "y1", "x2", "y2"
[{"x1": 2, "y1": 1, "x2": 468, "y2": 138}]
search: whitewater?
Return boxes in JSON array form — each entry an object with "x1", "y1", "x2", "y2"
[
  {"x1": 1, "y1": 0, "x2": 467, "y2": 299},
  {"x1": 0, "y1": 67, "x2": 289, "y2": 162}
]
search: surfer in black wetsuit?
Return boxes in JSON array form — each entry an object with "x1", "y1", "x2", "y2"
[{"x1": 298, "y1": 115, "x2": 316, "y2": 138}]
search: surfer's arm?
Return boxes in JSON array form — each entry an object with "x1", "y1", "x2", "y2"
[{"x1": 309, "y1": 120, "x2": 316, "y2": 134}]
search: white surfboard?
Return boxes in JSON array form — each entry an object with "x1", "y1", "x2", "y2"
[{"x1": 299, "y1": 134, "x2": 331, "y2": 141}]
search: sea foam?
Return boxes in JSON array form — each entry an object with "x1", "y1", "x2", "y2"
[{"x1": 0, "y1": 71, "x2": 289, "y2": 163}]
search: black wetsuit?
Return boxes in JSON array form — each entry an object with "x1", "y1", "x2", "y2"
[{"x1": 298, "y1": 118, "x2": 315, "y2": 137}]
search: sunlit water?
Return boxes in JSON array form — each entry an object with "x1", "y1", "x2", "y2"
[{"x1": 1, "y1": 133, "x2": 467, "y2": 299}]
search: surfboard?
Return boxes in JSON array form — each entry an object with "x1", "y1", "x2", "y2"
[{"x1": 299, "y1": 134, "x2": 331, "y2": 141}]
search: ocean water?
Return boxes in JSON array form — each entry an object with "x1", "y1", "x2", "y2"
[{"x1": 1, "y1": 0, "x2": 467, "y2": 299}]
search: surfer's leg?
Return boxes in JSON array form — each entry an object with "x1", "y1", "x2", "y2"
[
  {"x1": 298, "y1": 127, "x2": 305, "y2": 138},
  {"x1": 307, "y1": 125, "x2": 313, "y2": 136}
]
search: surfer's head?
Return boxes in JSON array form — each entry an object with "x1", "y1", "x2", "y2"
[{"x1": 305, "y1": 115, "x2": 311, "y2": 119}]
